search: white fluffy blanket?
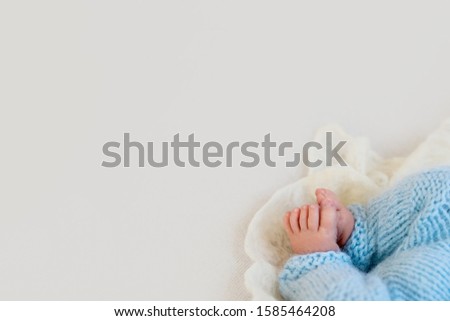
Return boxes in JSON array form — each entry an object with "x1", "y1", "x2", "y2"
[{"x1": 244, "y1": 118, "x2": 450, "y2": 300}]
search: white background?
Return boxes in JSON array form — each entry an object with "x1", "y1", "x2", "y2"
[{"x1": 1, "y1": 1, "x2": 449, "y2": 300}]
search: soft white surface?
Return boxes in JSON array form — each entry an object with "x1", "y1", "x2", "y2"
[
  {"x1": 1, "y1": 1, "x2": 450, "y2": 300},
  {"x1": 245, "y1": 119, "x2": 450, "y2": 300}
]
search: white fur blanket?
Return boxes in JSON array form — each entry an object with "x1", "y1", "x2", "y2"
[{"x1": 244, "y1": 118, "x2": 450, "y2": 300}]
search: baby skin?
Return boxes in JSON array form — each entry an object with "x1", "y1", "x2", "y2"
[
  {"x1": 283, "y1": 188, "x2": 355, "y2": 254},
  {"x1": 279, "y1": 167, "x2": 450, "y2": 300}
]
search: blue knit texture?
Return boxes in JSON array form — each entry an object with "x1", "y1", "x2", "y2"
[{"x1": 279, "y1": 167, "x2": 450, "y2": 300}]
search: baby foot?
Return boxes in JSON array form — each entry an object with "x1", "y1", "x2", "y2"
[
  {"x1": 315, "y1": 188, "x2": 355, "y2": 248},
  {"x1": 283, "y1": 204, "x2": 339, "y2": 255}
]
